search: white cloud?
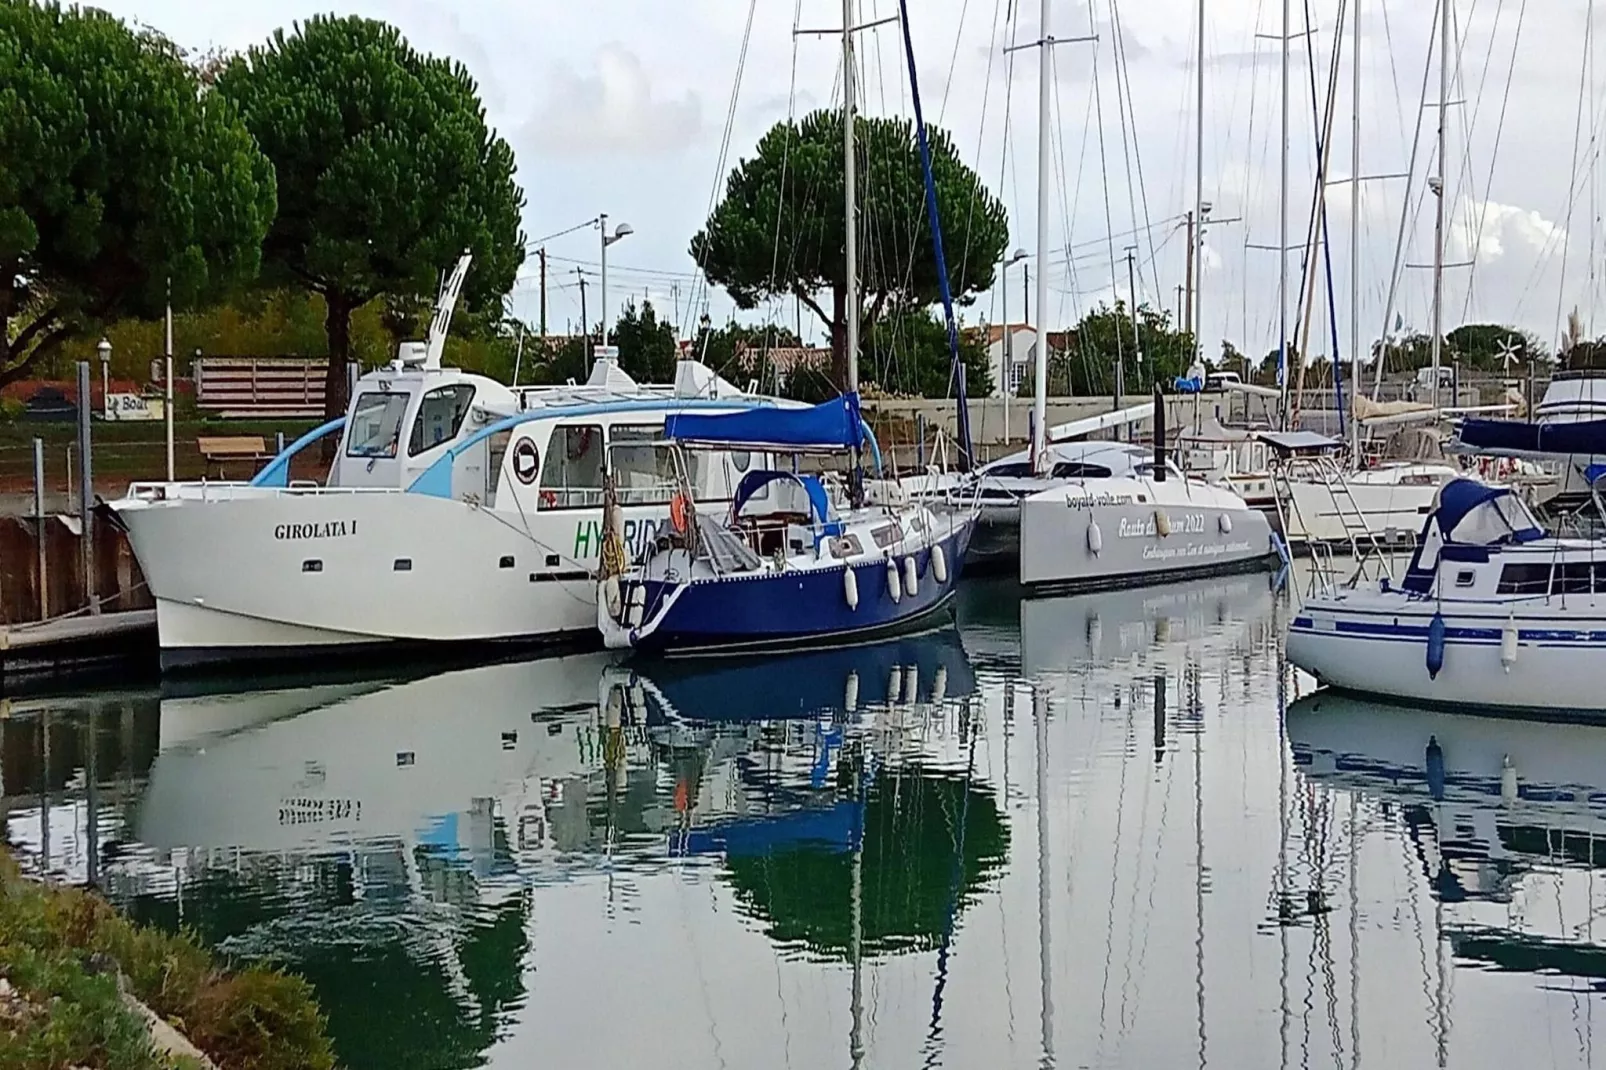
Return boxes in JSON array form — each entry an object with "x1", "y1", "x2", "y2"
[
  {"x1": 523, "y1": 44, "x2": 702, "y2": 156},
  {"x1": 1450, "y1": 197, "x2": 1567, "y2": 265}
]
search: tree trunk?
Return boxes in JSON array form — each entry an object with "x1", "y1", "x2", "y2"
[
  {"x1": 323, "y1": 293, "x2": 355, "y2": 421},
  {"x1": 830, "y1": 285, "x2": 848, "y2": 392},
  {"x1": 320, "y1": 292, "x2": 357, "y2": 463}
]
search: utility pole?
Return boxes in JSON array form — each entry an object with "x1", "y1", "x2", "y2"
[
  {"x1": 1023, "y1": 263, "x2": 1030, "y2": 328},
  {"x1": 577, "y1": 268, "x2": 589, "y2": 373},
  {"x1": 1182, "y1": 211, "x2": 1195, "y2": 334},
  {"x1": 1175, "y1": 285, "x2": 1185, "y2": 328},
  {"x1": 1124, "y1": 246, "x2": 1142, "y2": 409},
  {"x1": 538, "y1": 248, "x2": 548, "y2": 339}
]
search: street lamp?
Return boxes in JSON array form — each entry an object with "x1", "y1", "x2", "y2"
[
  {"x1": 598, "y1": 214, "x2": 635, "y2": 352},
  {"x1": 96, "y1": 338, "x2": 111, "y2": 418},
  {"x1": 1001, "y1": 248, "x2": 1028, "y2": 441}
]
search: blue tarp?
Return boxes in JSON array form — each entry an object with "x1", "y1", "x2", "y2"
[
  {"x1": 666, "y1": 393, "x2": 865, "y2": 451},
  {"x1": 1457, "y1": 417, "x2": 1606, "y2": 457}
]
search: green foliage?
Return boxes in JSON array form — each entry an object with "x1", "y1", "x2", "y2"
[
  {"x1": 690, "y1": 110, "x2": 1009, "y2": 389},
  {"x1": 0, "y1": 851, "x2": 336, "y2": 1070},
  {"x1": 1018, "y1": 302, "x2": 1194, "y2": 397},
  {"x1": 0, "y1": 0, "x2": 277, "y2": 386},
  {"x1": 608, "y1": 299, "x2": 679, "y2": 382},
  {"x1": 866, "y1": 305, "x2": 993, "y2": 398},
  {"x1": 216, "y1": 14, "x2": 526, "y2": 416},
  {"x1": 0, "y1": 394, "x2": 24, "y2": 422},
  {"x1": 0, "y1": 945, "x2": 162, "y2": 1070}
]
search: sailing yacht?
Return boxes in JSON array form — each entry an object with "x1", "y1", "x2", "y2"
[
  {"x1": 108, "y1": 254, "x2": 785, "y2": 669},
  {"x1": 594, "y1": 8, "x2": 972, "y2": 655}
]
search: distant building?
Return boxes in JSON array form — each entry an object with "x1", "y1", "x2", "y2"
[{"x1": 732, "y1": 344, "x2": 830, "y2": 392}]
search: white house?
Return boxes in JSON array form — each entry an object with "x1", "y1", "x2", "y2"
[{"x1": 982, "y1": 323, "x2": 1040, "y2": 398}]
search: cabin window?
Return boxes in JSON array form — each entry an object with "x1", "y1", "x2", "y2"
[
  {"x1": 1050, "y1": 462, "x2": 1114, "y2": 479},
  {"x1": 346, "y1": 392, "x2": 409, "y2": 458},
  {"x1": 985, "y1": 462, "x2": 1036, "y2": 479},
  {"x1": 408, "y1": 384, "x2": 477, "y2": 456},
  {"x1": 393, "y1": 558, "x2": 412, "y2": 572},
  {"x1": 1555, "y1": 561, "x2": 1595, "y2": 594},
  {"x1": 1454, "y1": 570, "x2": 1475, "y2": 587},
  {"x1": 499, "y1": 555, "x2": 515, "y2": 569},
  {"x1": 609, "y1": 424, "x2": 705, "y2": 504},
  {"x1": 302, "y1": 559, "x2": 323, "y2": 573},
  {"x1": 539, "y1": 424, "x2": 606, "y2": 508},
  {"x1": 1495, "y1": 562, "x2": 1551, "y2": 595}
]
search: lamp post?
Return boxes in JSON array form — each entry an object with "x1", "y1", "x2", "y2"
[
  {"x1": 598, "y1": 214, "x2": 635, "y2": 353},
  {"x1": 1000, "y1": 248, "x2": 1028, "y2": 443},
  {"x1": 96, "y1": 338, "x2": 111, "y2": 420}
]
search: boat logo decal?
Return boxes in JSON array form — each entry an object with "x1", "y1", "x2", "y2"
[{"x1": 513, "y1": 439, "x2": 541, "y2": 484}]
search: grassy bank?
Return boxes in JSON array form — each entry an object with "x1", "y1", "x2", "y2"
[{"x1": 0, "y1": 851, "x2": 334, "y2": 1070}]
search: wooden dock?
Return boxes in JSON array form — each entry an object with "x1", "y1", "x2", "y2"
[{"x1": 0, "y1": 610, "x2": 156, "y2": 690}]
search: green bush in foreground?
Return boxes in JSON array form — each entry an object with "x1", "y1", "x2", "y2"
[{"x1": 0, "y1": 852, "x2": 335, "y2": 1070}]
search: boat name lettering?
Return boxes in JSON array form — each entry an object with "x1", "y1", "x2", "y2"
[
  {"x1": 274, "y1": 520, "x2": 357, "y2": 540},
  {"x1": 278, "y1": 797, "x2": 361, "y2": 825},
  {"x1": 1117, "y1": 513, "x2": 1206, "y2": 537},
  {"x1": 573, "y1": 516, "x2": 661, "y2": 559}
]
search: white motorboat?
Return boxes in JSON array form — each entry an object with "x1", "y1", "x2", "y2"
[
  {"x1": 109, "y1": 256, "x2": 790, "y2": 670},
  {"x1": 1286, "y1": 477, "x2": 1606, "y2": 714}
]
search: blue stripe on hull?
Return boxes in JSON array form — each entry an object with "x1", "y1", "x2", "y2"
[
  {"x1": 1291, "y1": 615, "x2": 1606, "y2": 647},
  {"x1": 630, "y1": 525, "x2": 973, "y2": 655}
]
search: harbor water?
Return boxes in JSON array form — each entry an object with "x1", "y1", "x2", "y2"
[{"x1": 4, "y1": 575, "x2": 1604, "y2": 1069}]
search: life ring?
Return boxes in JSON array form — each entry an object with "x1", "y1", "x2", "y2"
[{"x1": 670, "y1": 493, "x2": 690, "y2": 533}]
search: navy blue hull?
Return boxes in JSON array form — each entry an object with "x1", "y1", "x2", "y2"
[{"x1": 629, "y1": 523, "x2": 973, "y2": 655}]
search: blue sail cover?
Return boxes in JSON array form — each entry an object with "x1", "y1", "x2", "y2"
[
  {"x1": 1457, "y1": 417, "x2": 1606, "y2": 457},
  {"x1": 666, "y1": 393, "x2": 865, "y2": 450}
]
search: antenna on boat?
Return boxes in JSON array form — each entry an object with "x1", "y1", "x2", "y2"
[{"x1": 419, "y1": 249, "x2": 473, "y2": 370}]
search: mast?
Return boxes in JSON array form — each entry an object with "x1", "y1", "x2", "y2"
[
  {"x1": 1034, "y1": 684, "x2": 1054, "y2": 1066},
  {"x1": 1194, "y1": 0, "x2": 1204, "y2": 367},
  {"x1": 843, "y1": 0, "x2": 859, "y2": 396},
  {"x1": 1030, "y1": 0, "x2": 1052, "y2": 471},
  {"x1": 1350, "y1": 0, "x2": 1362, "y2": 455},
  {"x1": 1429, "y1": 0, "x2": 1449, "y2": 415},
  {"x1": 1278, "y1": 0, "x2": 1291, "y2": 423}
]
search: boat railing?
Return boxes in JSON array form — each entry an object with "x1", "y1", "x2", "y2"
[
  {"x1": 122, "y1": 480, "x2": 408, "y2": 503},
  {"x1": 1272, "y1": 454, "x2": 1398, "y2": 598}
]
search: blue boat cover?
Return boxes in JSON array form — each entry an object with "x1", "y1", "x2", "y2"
[
  {"x1": 1434, "y1": 478, "x2": 1511, "y2": 535},
  {"x1": 733, "y1": 470, "x2": 832, "y2": 523},
  {"x1": 667, "y1": 393, "x2": 864, "y2": 450},
  {"x1": 1457, "y1": 417, "x2": 1606, "y2": 457}
]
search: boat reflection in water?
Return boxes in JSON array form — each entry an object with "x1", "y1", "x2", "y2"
[
  {"x1": 1, "y1": 624, "x2": 1007, "y2": 1069},
  {"x1": 1289, "y1": 691, "x2": 1606, "y2": 984}
]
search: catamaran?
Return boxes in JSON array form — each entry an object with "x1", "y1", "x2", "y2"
[{"x1": 109, "y1": 254, "x2": 790, "y2": 670}]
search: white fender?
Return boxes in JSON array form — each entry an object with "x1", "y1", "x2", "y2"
[
  {"x1": 888, "y1": 666, "x2": 903, "y2": 702},
  {"x1": 932, "y1": 544, "x2": 949, "y2": 584},
  {"x1": 1500, "y1": 754, "x2": 1518, "y2": 806},
  {"x1": 1087, "y1": 519, "x2": 1103, "y2": 555},
  {"x1": 1087, "y1": 613, "x2": 1103, "y2": 651},
  {"x1": 1155, "y1": 509, "x2": 1172, "y2": 537},
  {"x1": 902, "y1": 664, "x2": 919, "y2": 705},
  {"x1": 626, "y1": 582, "x2": 646, "y2": 627},
  {"x1": 903, "y1": 556, "x2": 919, "y2": 598},
  {"x1": 1218, "y1": 512, "x2": 1233, "y2": 534},
  {"x1": 1500, "y1": 614, "x2": 1518, "y2": 672},
  {"x1": 843, "y1": 567, "x2": 860, "y2": 611},
  {"x1": 603, "y1": 575, "x2": 623, "y2": 620},
  {"x1": 845, "y1": 670, "x2": 860, "y2": 712},
  {"x1": 932, "y1": 665, "x2": 948, "y2": 704},
  {"x1": 887, "y1": 559, "x2": 903, "y2": 603}
]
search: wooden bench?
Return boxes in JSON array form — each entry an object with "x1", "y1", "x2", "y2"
[{"x1": 197, "y1": 435, "x2": 271, "y2": 479}]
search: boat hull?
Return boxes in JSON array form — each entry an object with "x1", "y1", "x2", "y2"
[
  {"x1": 112, "y1": 489, "x2": 671, "y2": 670},
  {"x1": 617, "y1": 522, "x2": 973, "y2": 656},
  {"x1": 1287, "y1": 601, "x2": 1606, "y2": 715},
  {"x1": 1018, "y1": 488, "x2": 1275, "y2": 592},
  {"x1": 1279, "y1": 475, "x2": 1438, "y2": 544}
]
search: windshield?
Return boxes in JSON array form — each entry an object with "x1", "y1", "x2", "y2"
[
  {"x1": 347, "y1": 392, "x2": 409, "y2": 458},
  {"x1": 608, "y1": 430, "x2": 703, "y2": 504}
]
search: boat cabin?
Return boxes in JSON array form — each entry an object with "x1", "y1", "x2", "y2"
[{"x1": 1398, "y1": 479, "x2": 1606, "y2": 601}]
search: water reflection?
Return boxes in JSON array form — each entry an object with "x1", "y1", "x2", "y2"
[{"x1": 7, "y1": 575, "x2": 1606, "y2": 1068}]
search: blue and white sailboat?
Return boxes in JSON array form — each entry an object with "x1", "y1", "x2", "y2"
[{"x1": 596, "y1": 393, "x2": 971, "y2": 654}]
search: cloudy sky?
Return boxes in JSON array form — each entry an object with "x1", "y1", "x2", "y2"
[{"x1": 97, "y1": 0, "x2": 1606, "y2": 365}]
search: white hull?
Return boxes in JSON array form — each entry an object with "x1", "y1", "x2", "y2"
[
  {"x1": 115, "y1": 489, "x2": 673, "y2": 667},
  {"x1": 1279, "y1": 471, "x2": 1441, "y2": 543},
  {"x1": 1019, "y1": 477, "x2": 1274, "y2": 590},
  {"x1": 1287, "y1": 599, "x2": 1606, "y2": 714}
]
